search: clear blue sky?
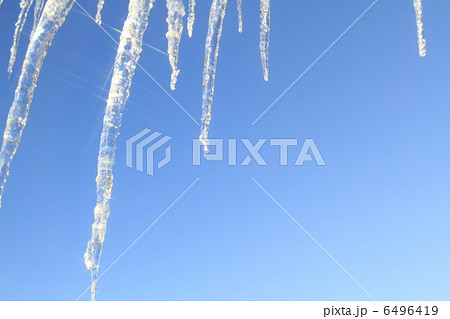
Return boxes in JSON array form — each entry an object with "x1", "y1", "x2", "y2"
[{"x1": 0, "y1": 0, "x2": 450, "y2": 301}]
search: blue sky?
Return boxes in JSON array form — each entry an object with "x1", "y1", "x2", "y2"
[{"x1": 0, "y1": 0, "x2": 450, "y2": 301}]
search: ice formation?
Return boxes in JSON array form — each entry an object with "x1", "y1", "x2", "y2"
[
  {"x1": 187, "y1": 0, "x2": 195, "y2": 37},
  {"x1": 199, "y1": 0, "x2": 228, "y2": 153},
  {"x1": 259, "y1": 0, "x2": 270, "y2": 81},
  {"x1": 84, "y1": 0, "x2": 156, "y2": 301},
  {"x1": 0, "y1": 0, "x2": 74, "y2": 206},
  {"x1": 236, "y1": 0, "x2": 242, "y2": 33},
  {"x1": 8, "y1": 0, "x2": 35, "y2": 75},
  {"x1": 32, "y1": 0, "x2": 45, "y2": 33},
  {"x1": 413, "y1": 0, "x2": 426, "y2": 57},
  {"x1": 96, "y1": 0, "x2": 105, "y2": 25},
  {"x1": 166, "y1": 0, "x2": 185, "y2": 90},
  {"x1": 0, "y1": 0, "x2": 428, "y2": 302}
]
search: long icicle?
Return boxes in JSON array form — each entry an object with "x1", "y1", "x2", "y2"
[
  {"x1": 199, "y1": 0, "x2": 228, "y2": 153},
  {"x1": 259, "y1": 0, "x2": 270, "y2": 81},
  {"x1": 0, "y1": 0, "x2": 74, "y2": 206},
  {"x1": 84, "y1": 0, "x2": 156, "y2": 301},
  {"x1": 32, "y1": 0, "x2": 45, "y2": 33},
  {"x1": 95, "y1": 0, "x2": 105, "y2": 25},
  {"x1": 187, "y1": 0, "x2": 195, "y2": 38},
  {"x1": 8, "y1": 0, "x2": 35, "y2": 75},
  {"x1": 166, "y1": 0, "x2": 185, "y2": 90},
  {"x1": 236, "y1": 0, "x2": 242, "y2": 33},
  {"x1": 413, "y1": 0, "x2": 426, "y2": 57}
]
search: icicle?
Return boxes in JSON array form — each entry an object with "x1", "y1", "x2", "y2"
[
  {"x1": 166, "y1": 0, "x2": 185, "y2": 90},
  {"x1": 8, "y1": 0, "x2": 35, "y2": 75},
  {"x1": 259, "y1": 0, "x2": 270, "y2": 81},
  {"x1": 199, "y1": 0, "x2": 227, "y2": 153},
  {"x1": 84, "y1": 0, "x2": 156, "y2": 301},
  {"x1": 95, "y1": 0, "x2": 105, "y2": 25},
  {"x1": 236, "y1": 0, "x2": 242, "y2": 33},
  {"x1": 0, "y1": 0, "x2": 5, "y2": 9},
  {"x1": 0, "y1": 0, "x2": 74, "y2": 206},
  {"x1": 32, "y1": 0, "x2": 45, "y2": 33},
  {"x1": 413, "y1": 0, "x2": 426, "y2": 57},
  {"x1": 187, "y1": 0, "x2": 195, "y2": 38}
]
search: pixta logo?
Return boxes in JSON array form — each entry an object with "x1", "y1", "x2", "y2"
[
  {"x1": 192, "y1": 138, "x2": 325, "y2": 166},
  {"x1": 126, "y1": 128, "x2": 172, "y2": 176},
  {"x1": 126, "y1": 129, "x2": 325, "y2": 176}
]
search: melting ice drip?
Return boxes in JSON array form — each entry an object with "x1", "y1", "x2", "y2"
[{"x1": 413, "y1": 0, "x2": 426, "y2": 57}]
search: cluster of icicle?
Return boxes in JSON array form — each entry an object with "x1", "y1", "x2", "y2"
[
  {"x1": 95, "y1": 0, "x2": 187, "y2": 91},
  {"x1": 90, "y1": 0, "x2": 271, "y2": 300},
  {"x1": 200, "y1": 0, "x2": 270, "y2": 152},
  {"x1": 6, "y1": 0, "x2": 46, "y2": 76},
  {"x1": 0, "y1": 0, "x2": 434, "y2": 302},
  {"x1": 0, "y1": 0, "x2": 273, "y2": 300},
  {"x1": 413, "y1": 0, "x2": 426, "y2": 57}
]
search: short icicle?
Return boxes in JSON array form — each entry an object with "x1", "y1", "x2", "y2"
[
  {"x1": 95, "y1": 0, "x2": 105, "y2": 25},
  {"x1": 0, "y1": 0, "x2": 74, "y2": 206},
  {"x1": 187, "y1": 0, "x2": 195, "y2": 38},
  {"x1": 236, "y1": 0, "x2": 242, "y2": 33},
  {"x1": 166, "y1": 0, "x2": 185, "y2": 90},
  {"x1": 413, "y1": 0, "x2": 426, "y2": 57},
  {"x1": 8, "y1": 0, "x2": 35, "y2": 75},
  {"x1": 84, "y1": 0, "x2": 156, "y2": 301},
  {"x1": 199, "y1": 0, "x2": 228, "y2": 153},
  {"x1": 259, "y1": 0, "x2": 270, "y2": 81}
]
